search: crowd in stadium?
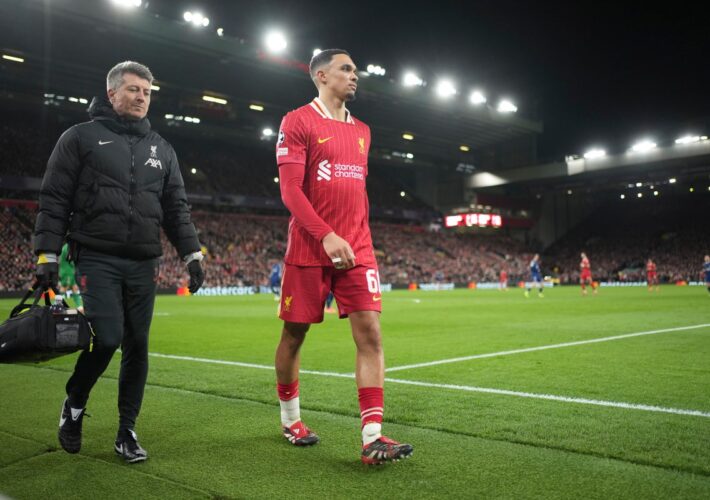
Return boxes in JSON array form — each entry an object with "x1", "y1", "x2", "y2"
[
  {"x1": 1, "y1": 111, "x2": 709, "y2": 292},
  {"x1": 3, "y1": 202, "x2": 708, "y2": 293}
]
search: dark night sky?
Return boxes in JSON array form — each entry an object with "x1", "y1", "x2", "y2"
[{"x1": 158, "y1": 1, "x2": 709, "y2": 161}]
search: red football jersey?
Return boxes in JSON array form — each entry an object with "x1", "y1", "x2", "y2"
[
  {"x1": 646, "y1": 262, "x2": 656, "y2": 273},
  {"x1": 276, "y1": 98, "x2": 375, "y2": 267},
  {"x1": 580, "y1": 257, "x2": 590, "y2": 270}
]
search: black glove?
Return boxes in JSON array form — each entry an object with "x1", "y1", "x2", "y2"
[
  {"x1": 187, "y1": 260, "x2": 204, "y2": 294},
  {"x1": 35, "y1": 262, "x2": 59, "y2": 291}
]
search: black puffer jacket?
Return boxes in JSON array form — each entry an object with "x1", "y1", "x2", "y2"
[{"x1": 33, "y1": 97, "x2": 200, "y2": 259}]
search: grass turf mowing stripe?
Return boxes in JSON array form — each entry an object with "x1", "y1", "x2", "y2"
[
  {"x1": 147, "y1": 351, "x2": 710, "y2": 418},
  {"x1": 386, "y1": 323, "x2": 710, "y2": 372},
  {"x1": 19, "y1": 364, "x2": 710, "y2": 480}
]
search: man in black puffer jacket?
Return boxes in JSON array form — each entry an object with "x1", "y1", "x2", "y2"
[{"x1": 32, "y1": 61, "x2": 205, "y2": 463}]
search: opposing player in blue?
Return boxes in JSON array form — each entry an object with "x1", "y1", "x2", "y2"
[
  {"x1": 703, "y1": 255, "x2": 710, "y2": 295},
  {"x1": 324, "y1": 291, "x2": 336, "y2": 314},
  {"x1": 270, "y1": 260, "x2": 282, "y2": 301},
  {"x1": 525, "y1": 254, "x2": 544, "y2": 298}
]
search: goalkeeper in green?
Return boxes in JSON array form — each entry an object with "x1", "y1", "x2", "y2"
[{"x1": 59, "y1": 243, "x2": 83, "y2": 312}]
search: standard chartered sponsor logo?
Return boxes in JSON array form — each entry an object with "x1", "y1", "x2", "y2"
[
  {"x1": 317, "y1": 160, "x2": 364, "y2": 181},
  {"x1": 317, "y1": 160, "x2": 332, "y2": 181},
  {"x1": 334, "y1": 163, "x2": 364, "y2": 179}
]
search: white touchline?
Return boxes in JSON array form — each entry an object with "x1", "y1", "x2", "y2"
[
  {"x1": 383, "y1": 378, "x2": 710, "y2": 418},
  {"x1": 385, "y1": 323, "x2": 710, "y2": 372},
  {"x1": 148, "y1": 352, "x2": 354, "y2": 378},
  {"x1": 148, "y1": 351, "x2": 710, "y2": 419}
]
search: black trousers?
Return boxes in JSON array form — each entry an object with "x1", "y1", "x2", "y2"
[{"x1": 66, "y1": 248, "x2": 158, "y2": 432}]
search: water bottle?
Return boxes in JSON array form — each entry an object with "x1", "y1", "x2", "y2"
[{"x1": 50, "y1": 295, "x2": 65, "y2": 315}]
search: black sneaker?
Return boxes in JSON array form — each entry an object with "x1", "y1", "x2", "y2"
[
  {"x1": 58, "y1": 397, "x2": 87, "y2": 454},
  {"x1": 114, "y1": 430, "x2": 148, "y2": 463},
  {"x1": 361, "y1": 436, "x2": 413, "y2": 465}
]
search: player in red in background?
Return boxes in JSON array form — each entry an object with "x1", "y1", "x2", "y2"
[
  {"x1": 499, "y1": 269, "x2": 508, "y2": 291},
  {"x1": 580, "y1": 252, "x2": 597, "y2": 295},
  {"x1": 646, "y1": 258, "x2": 659, "y2": 292},
  {"x1": 273, "y1": 49, "x2": 413, "y2": 465}
]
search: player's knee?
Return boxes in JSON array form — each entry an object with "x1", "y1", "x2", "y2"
[
  {"x1": 282, "y1": 322, "x2": 309, "y2": 346},
  {"x1": 354, "y1": 322, "x2": 382, "y2": 353}
]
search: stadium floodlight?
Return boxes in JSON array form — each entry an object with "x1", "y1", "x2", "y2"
[
  {"x1": 635, "y1": 182, "x2": 642, "y2": 187},
  {"x1": 249, "y1": 104, "x2": 264, "y2": 112},
  {"x1": 217, "y1": 28, "x2": 224, "y2": 37},
  {"x1": 191, "y1": 168, "x2": 197, "y2": 174},
  {"x1": 203, "y1": 95, "x2": 227, "y2": 105},
  {"x1": 406, "y1": 153, "x2": 414, "y2": 159},
  {"x1": 654, "y1": 191, "x2": 659, "y2": 196},
  {"x1": 184, "y1": 11, "x2": 209, "y2": 27},
  {"x1": 669, "y1": 177, "x2": 676, "y2": 184},
  {"x1": 400, "y1": 191, "x2": 406, "y2": 197},
  {"x1": 620, "y1": 194, "x2": 625, "y2": 199},
  {"x1": 150, "y1": 84, "x2": 160, "y2": 91},
  {"x1": 273, "y1": 177, "x2": 279, "y2": 183},
  {"x1": 265, "y1": 30, "x2": 288, "y2": 53},
  {"x1": 68, "y1": 97, "x2": 79, "y2": 103},
  {"x1": 402, "y1": 72, "x2": 424, "y2": 87},
  {"x1": 583, "y1": 148, "x2": 606, "y2": 159},
  {"x1": 164, "y1": 114, "x2": 174, "y2": 119},
  {"x1": 497, "y1": 99, "x2": 517, "y2": 113},
  {"x1": 675, "y1": 135, "x2": 701, "y2": 145},
  {"x1": 567, "y1": 189, "x2": 572, "y2": 195},
  {"x1": 2, "y1": 54, "x2": 24, "y2": 63},
  {"x1": 469, "y1": 90, "x2": 486, "y2": 105},
  {"x1": 111, "y1": 0, "x2": 141, "y2": 8},
  {"x1": 637, "y1": 193, "x2": 643, "y2": 198},
  {"x1": 630, "y1": 139, "x2": 656, "y2": 153},
  {"x1": 689, "y1": 187, "x2": 694, "y2": 192},
  {"x1": 402, "y1": 133, "x2": 414, "y2": 141},
  {"x1": 435, "y1": 79, "x2": 457, "y2": 98},
  {"x1": 366, "y1": 64, "x2": 386, "y2": 76},
  {"x1": 460, "y1": 145, "x2": 470, "y2": 152},
  {"x1": 79, "y1": 98, "x2": 88, "y2": 104},
  {"x1": 262, "y1": 128, "x2": 274, "y2": 137}
]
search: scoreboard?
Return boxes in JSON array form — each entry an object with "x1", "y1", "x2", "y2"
[{"x1": 445, "y1": 213, "x2": 503, "y2": 228}]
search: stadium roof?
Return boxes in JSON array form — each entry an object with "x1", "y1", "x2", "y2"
[{"x1": 1, "y1": 0, "x2": 542, "y2": 171}]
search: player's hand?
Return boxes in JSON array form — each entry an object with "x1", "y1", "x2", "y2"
[
  {"x1": 35, "y1": 253, "x2": 59, "y2": 291},
  {"x1": 187, "y1": 260, "x2": 204, "y2": 293},
  {"x1": 322, "y1": 232, "x2": 356, "y2": 270}
]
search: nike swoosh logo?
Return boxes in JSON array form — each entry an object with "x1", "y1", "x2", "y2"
[
  {"x1": 318, "y1": 137, "x2": 333, "y2": 144},
  {"x1": 373, "y1": 295, "x2": 382, "y2": 302},
  {"x1": 98, "y1": 140, "x2": 113, "y2": 145}
]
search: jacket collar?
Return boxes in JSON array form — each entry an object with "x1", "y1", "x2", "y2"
[{"x1": 88, "y1": 96, "x2": 151, "y2": 136}]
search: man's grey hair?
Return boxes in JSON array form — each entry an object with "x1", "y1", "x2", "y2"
[{"x1": 106, "y1": 61, "x2": 154, "y2": 90}]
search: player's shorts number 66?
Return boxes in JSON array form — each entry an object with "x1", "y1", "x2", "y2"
[{"x1": 366, "y1": 269, "x2": 381, "y2": 294}]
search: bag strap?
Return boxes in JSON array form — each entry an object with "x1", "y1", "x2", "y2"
[{"x1": 9, "y1": 287, "x2": 55, "y2": 318}]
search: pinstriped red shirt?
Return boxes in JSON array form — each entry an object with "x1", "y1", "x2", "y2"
[{"x1": 276, "y1": 98, "x2": 376, "y2": 267}]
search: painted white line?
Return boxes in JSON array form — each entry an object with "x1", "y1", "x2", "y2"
[
  {"x1": 384, "y1": 378, "x2": 710, "y2": 418},
  {"x1": 386, "y1": 323, "x2": 710, "y2": 373},
  {"x1": 149, "y1": 352, "x2": 354, "y2": 378},
  {"x1": 148, "y1": 351, "x2": 710, "y2": 419}
]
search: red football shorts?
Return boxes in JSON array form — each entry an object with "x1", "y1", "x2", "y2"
[
  {"x1": 580, "y1": 270, "x2": 592, "y2": 281},
  {"x1": 647, "y1": 272, "x2": 657, "y2": 282},
  {"x1": 279, "y1": 264, "x2": 382, "y2": 323}
]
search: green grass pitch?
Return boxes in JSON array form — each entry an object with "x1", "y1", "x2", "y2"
[{"x1": 1, "y1": 286, "x2": 709, "y2": 499}]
